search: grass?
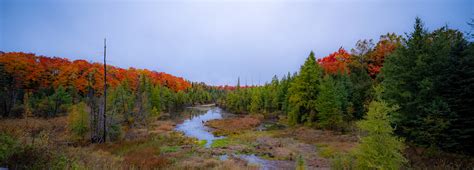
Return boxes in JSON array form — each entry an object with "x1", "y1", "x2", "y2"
[
  {"x1": 211, "y1": 138, "x2": 230, "y2": 148},
  {"x1": 198, "y1": 140, "x2": 207, "y2": 147},
  {"x1": 317, "y1": 144, "x2": 338, "y2": 158},
  {"x1": 160, "y1": 146, "x2": 181, "y2": 153},
  {"x1": 0, "y1": 116, "x2": 264, "y2": 169}
]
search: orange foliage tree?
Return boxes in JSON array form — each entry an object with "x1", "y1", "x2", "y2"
[
  {"x1": 0, "y1": 52, "x2": 191, "y2": 95},
  {"x1": 366, "y1": 33, "x2": 402, "y2": 78},
  {"x1": 318, "y1": 48, "x2": 352, "y2": 74}
]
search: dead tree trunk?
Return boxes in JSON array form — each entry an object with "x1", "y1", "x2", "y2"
[{"x1": 103, "y1": 38, "x2": 107, "y2": 143}]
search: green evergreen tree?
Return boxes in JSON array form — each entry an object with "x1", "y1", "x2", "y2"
[
  {"x1": 288, "y1": 51, "x2": 323, "y2": 125},
  {"x1": 348, "y1": 61, "x2": 373, "y2": 119},
  {"x1": 333, "y1": 72, "x2": 353, "y2": 121},
  {"x1": 382, "y1": 18, "x2": 473, "y2": 153},
  {"x1": 315, "y1": 75, "x2": 344, "y2": 130},
  {"x1": 250, "y1": 88, "x2": 263, "y2": 113},
  {"x1": 354, "y1": 87, "x2": 406, "y2": 169}
]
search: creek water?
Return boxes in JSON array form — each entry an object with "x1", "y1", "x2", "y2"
[
  {"x1": 175, "y1": 106, "x2": 225, "y2": 147},
  {"x1": 174, "y1": 106, "x2": 288, "y2": 170}
]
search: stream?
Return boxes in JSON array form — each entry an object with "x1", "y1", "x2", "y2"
[
  {"x1": 174, "y1": 106, "x2": 278, "y2": 170},
  {"x1": 175, "y1": 107, "x2": 225, "y2": 147}
]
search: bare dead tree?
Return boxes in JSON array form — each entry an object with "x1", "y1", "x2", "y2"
[{"x1": 103, "y1": 38, "x2": 107, "y2": 143}]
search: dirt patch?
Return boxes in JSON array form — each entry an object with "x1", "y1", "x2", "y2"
[{"x1": 205, "y1": 115, "x2": 262, "y2": 136}]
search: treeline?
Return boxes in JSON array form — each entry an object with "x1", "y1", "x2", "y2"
[
  {"x1": 220, "y1": 18, "x2": 473, "y2": 156},
  {"x1": 0, "y1": 52, "x2": 223, "y2": 142},
  {"x1": 0, "y1": 52, "x2": 193, "y2": 117}
]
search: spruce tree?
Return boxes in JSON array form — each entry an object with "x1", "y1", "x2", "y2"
[
  {"x1": 382, "y1": 18, "x2": 473, "y2": 153},
  {"x1": 315, "y1": 75, "x2": 344, "y2": 130},
  {"x1": 288, "y1": 51, "x2": 323, "y2": 125},
  {"x1": 250, "y1": 88, "x2": 263, "y2": 114}
]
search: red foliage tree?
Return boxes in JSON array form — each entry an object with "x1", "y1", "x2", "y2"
[
  {"x1": 366, "y1": 33, "x2": 402, "y2": 78},
  {"x1": 318, "y1": 48, "x2": 352, "y2": 74}
]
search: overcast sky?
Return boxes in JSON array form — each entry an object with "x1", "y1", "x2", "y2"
[{"x1": 1, "y1": 0, "x2": 472, "y2": 85}]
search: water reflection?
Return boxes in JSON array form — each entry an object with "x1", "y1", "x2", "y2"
[{"x1": 175, "y1": 107, "x2": 224, "y2": 147}]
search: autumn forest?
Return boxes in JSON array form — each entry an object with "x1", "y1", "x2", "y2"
[{"x1": 1, "y1": 18, "x2": 473, "y2": 169}]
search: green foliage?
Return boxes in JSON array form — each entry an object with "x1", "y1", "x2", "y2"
[
  {"x1": 288, "y1": 51, "x2": 323, "y2": 125},
  {"x1": 249, "y1": 88, "x2": 263, "y2": 113},
  {"x1": 68, "y1": 102, "x2": 89, "y2": 140},
  {"x1": 354, "y1": 96, "x2": 406, "y2": 169},
  {"x1": 316, "y1": 75, "x2": 344, "y2": 130},
  {"x1": 331, "y1": 153, "x2": 355, "y2": 170},
  {"x1": 295, "y1": 155, "x2": 306, "y2": 170},
  {"x1": 221, "y1": 73, "x2": 293, "y2": 116},
  {"x1": 108, "y1": 122, "x2": 122, "y2": 142},
  {"x1": 160, "y1": 146, "x2": 181, "y2": 153},
  {"x1": 381, "y1": 18, "x2": 474, "y2": 154},
  {"x1": 50, "y1": 86, "x2": 72, "y2": 116},
  {"x1": 150, "y1": 107, "x2": 160, "y2": 117},
  {"x1": 0, "y1": 133, "x2": 18, "y2": 164},
  {"x1": 0, "y1": 63, "x2": 16, "y2": 117},
  {"x1": 0, "y1": 133, "x2": 70, "y2": 169},
  {"x1": 318, "y1": 145, "x2": 338, "y2": 158},
  {"x1": 32, "y1": 86, "x2": 72, "y2": 117},
  {"x1": 211, "y1": 138, "x2": 230, "y2": 148},
  {"x1": 348, "y1": 61, "x2": 373, "y2": 119},
  {"x1": 108, "y1": 82, "x2": 134, "y2": 124},
  {"x1": 197, "y1": 140, "x2": 207, "y2": 147}
]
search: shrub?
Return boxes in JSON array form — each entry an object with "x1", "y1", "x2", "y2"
[
  {"x1": 0, "y1": 133, "x2": 18, "y2": 165},
  {"x1": 68, "y1": 102, "x2": 89, "y2": 141},
  {"x1": 295, "y1": 155, "x2": 306, "y2": 170}
]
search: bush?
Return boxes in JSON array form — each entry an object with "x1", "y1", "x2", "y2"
[
  {"x1": 295, "y1": 155, "x2": 306, "y2": 170},
  {"x1": 68, "y1": 102, "x2": 89, "y2": 141},
  {"x1": 9, "y1": 104, "x2": 25, "y2": 118},
  {"x1": 0, "y1": 133, "x2": 70, "y2": 169},
  {"x1": 108, "y1": 123, "x2": 122, "y2": 142},
  {"x1": 0, "y1": 133, "x2": 18, "y2": 165},
  {"x1": 331, "y1": 153, "x2": 355, "y2": 169}
]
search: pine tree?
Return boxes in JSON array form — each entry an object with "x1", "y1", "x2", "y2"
[
  {"x1": 315, "y1": 75, "x2": 344, "y2": 130},
  {"x1": 333, "y1": 72, "x2": 352, "y2": 121},
  {"x1": 348, "y1": 61, "x2": 373, "y2": 119},
  {"x1": 288, "y1": 51, "x2": 323, "y2": 125},
  {"x1": 382, "y1": 18, "x2": 473, "y2": 153},
  {"x1": 50, "y1": 86, "x2": 72, "y2": 117},
  {"x1": 250, "y1": 88, "x2": 262, "y2": 114}
]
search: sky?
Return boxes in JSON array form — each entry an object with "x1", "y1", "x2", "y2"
[{"x1": 0, "y1": 0, "x2": 472, "y2": 86}]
